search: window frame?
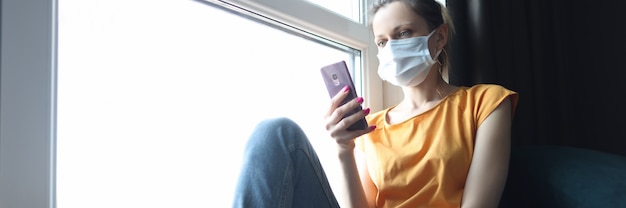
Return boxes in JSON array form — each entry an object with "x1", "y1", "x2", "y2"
[
  {"x1": 0, "y1": 1, "x2": 380, "y2": 207},
  {"x1": 206, "y1": 0, "x2": 382, "y2": 111},
  {"x1": 0, "y1": 0, "x2": 58, "y2": 207}
]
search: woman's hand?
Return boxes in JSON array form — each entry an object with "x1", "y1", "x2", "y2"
[{"x1": 324, "y1": 85, "x2": 375, "y2": 151}]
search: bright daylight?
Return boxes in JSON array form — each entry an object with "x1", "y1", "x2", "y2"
[{"x1": 57, "y1": 0, "x2": 359, "y2": 207}]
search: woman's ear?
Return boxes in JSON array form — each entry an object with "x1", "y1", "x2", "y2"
[{"x1": 436, "y1": 24, "x2": 449, "y2": 49}]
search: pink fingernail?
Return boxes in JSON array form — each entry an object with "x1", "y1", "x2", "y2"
[
  {"x1": 363, "y1": 107, "x2": 370, "y2": 115},
  {"x1": 369, "y1": 125, "x2": 377, "y2": 130},
  {"x1": 343, "y1": 85, "x2": 350, "y2": 92},
  {"x1": 356, "y1": 97, "x2": 364, "y2": 103}
]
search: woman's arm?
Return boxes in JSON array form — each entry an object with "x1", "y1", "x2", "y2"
[
  {"x1": 461, "y1": 97, "x2": 512, "y2": 208},
  {"x1": 355, "y1": 147, "x2": 379, "y2": 207},
  {"x1": 335, "y1": 145, "x2": 377, "y2": 208},
  {"x1": 324, "y1": 85, "x2": 376, "y2": 208}
]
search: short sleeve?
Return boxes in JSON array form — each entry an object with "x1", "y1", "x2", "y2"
[{"x1": 471, "y1": 84, "x2": 519, "y2": 127}]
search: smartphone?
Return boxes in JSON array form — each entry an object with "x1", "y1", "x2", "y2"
[{"x1": 320, "y1": 60, "x2": 369, "y2": 131}]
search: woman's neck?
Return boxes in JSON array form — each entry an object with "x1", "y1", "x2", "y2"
[
  {"x1": 399, "y1": 67, "x2": 455, "y2": 110},
  {"x1": 386, "y1": 75, "x2": 456, "y2": 125}
]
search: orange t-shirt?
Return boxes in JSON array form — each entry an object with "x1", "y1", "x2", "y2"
[{"x1": 356, "y1": 84, "x2": 518, "y2": 208}]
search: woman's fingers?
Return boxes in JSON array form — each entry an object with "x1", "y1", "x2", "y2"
[
  {"x1": 325, "y1": 85, "x2": 350, "y2": 118},
  {"x1": 324, "y1": 85, "x2": 376, "y2": 144},
  {"x1": 331, "y1": 99, "x2": 364, "y2": 130},
  {"x1": 324, "y1": 85, "x2": 351, "y2": 131},
  {"x1": 329, "y1": 107, "x2": 374, "y2": 143}
]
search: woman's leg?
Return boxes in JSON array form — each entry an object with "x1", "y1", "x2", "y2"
[{"x1": 232, "y1": 117, "x2": 340, "y2": 208}]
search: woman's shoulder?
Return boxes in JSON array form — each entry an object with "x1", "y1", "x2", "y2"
[
  {"x1": 458, "y1": 84, "x2": 518, "y2": 103},
  {"x1": 458, "y1": 83, "x2": 519, "y2": 118},
  {"x1": 463, "y1": 83, "x2": 517, "y2": 95},
  {"x1": 365, "y1": 106, "x2": 389, "y2": 125}
]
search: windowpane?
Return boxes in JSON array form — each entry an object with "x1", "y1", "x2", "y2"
[
  {"x1": 305, "y1": 0, "x2": 363, "y2": 23},
  {"x1": 57, "y1": 0, "x2": 361, "y2": 207}
]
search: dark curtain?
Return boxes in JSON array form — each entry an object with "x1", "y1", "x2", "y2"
[{"x1": 447, "y1": 0, "x2": 626, "y2": 156}]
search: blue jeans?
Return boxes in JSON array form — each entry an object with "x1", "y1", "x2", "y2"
[{"x1": 233, "y1": 117, "x2": 340, "y2": 208}]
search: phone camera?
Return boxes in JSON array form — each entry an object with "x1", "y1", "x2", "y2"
[{"x1": 332, "y1": 74, "x2": 338, "y2": 80}]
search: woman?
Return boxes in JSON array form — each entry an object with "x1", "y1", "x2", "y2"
[{"x1": 233, "y1": 0, "x2": 518, "y2": 207}]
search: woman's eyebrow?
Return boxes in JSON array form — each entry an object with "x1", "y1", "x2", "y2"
[
  {"x1": 392, "y1": 23, "x2": 414, "y2": 31},
  {"x1": 375, "y1": 23, "x2": 415, "y2": 38}
]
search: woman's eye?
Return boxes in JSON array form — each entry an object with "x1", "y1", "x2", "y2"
[
  {"x1": 376, "y1": 40, "x2": 387, "y2": 47},
  {"x1": 399, "y1": 30, "x2": 410, "y2": 38}
]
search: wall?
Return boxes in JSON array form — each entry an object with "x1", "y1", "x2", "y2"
[{"x1": 0, "y1": 0, "x2": 56, "y2": 207}]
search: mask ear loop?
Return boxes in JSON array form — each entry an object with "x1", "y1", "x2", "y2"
[{"x1": 435, "y1": 48, "x2": 445, "y2": 75}]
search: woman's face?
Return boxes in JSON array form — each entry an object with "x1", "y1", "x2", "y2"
[{"x1": 372, "y1": 1, "x2": 442, "y2": 52}]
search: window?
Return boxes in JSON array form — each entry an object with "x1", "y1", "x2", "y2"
[
  {"x1": 305, "y1": 0, "x2": 364, "y2": 23},
  {"x1": 0, "y1": 0, "x2": 458, "y2": 207},
  {"x1": 55, "y1": 0, "x2": 377, "y2": 207}
]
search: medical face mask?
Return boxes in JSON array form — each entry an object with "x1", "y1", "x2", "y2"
[{"x1": 377, "y1": 29, "x2": 441, "y2": 87}]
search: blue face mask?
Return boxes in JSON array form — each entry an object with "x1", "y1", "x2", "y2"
[{"x1": 377, "y1": 29, "x2": 441, "y2": 87}]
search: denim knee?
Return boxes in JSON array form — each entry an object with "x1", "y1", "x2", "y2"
[
  {"x1": 255, "y1": 117, "x2": 302, "y2": 133},
  {"x1": 245, "y1": 117, "x2": 308, "y2": 152}
]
